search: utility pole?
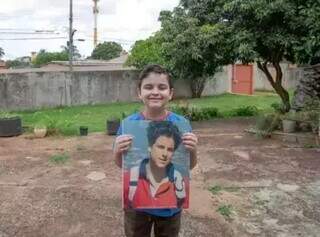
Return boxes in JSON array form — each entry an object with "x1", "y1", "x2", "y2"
[
  {"x1": 69, "y1": 0, "x2": 73, "y2": 72},
  {"x1": 93, "y1": 0, "x2": 99, "y2": 48}
]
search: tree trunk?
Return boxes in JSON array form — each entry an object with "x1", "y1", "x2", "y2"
[
  {"x1": 189, "y1": 77, "x2": 206, "y2": 98},
  {"x1": 257, "y1": 61, "x2": 291, "y2": 112}
]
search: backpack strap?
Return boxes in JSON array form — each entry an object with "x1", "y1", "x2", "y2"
[
  {"x1": 167, "y1": 163, "x2": 186, "y2": 207},
  {"x1": 174, "y1": 169, "x2": 186, "y2": 201},
  {"x1": 128, "y1": 159, "x2": 148, "y2": 203},
  {"x1": 128, "y1": 165, "x2": 140, "y2": 202}
]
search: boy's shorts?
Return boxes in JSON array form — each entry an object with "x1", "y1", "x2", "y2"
[{"x1": 124, "y1": 209, "x2": 181, "y2": 237}]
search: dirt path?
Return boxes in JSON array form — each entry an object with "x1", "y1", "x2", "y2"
[{"x1": 0, "y1": 118, "x2": 319, "y2": 237}]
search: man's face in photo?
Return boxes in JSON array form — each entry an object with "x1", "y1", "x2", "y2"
[{"x1": 150, "y1": 135, "x2": 175, "y2": 169}]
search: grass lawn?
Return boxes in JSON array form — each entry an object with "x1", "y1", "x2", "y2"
[
  {"x1": 14, "y1": 91, "x2": 282, "y2": 135},
  {"x1": 173, "y1": 91, "x2": 281, "y2": 116}
]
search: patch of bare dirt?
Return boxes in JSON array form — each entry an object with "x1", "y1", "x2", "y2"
[{"x1": 0, "y1": 118, "x2": 319, "y2": 237}]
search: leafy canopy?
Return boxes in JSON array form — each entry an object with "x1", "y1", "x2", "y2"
[
  {"x1": 126, "y1": 33, "x2": 166, "y2": 69},
  {"x1": 91, "y1": 41, "x2": 123, "y2": 60},
  {"x1": 0, "y1": 47, "x2": 4, "y2": 59},
  {"x1": 127, "y1": 6, "x2": 235, "y2": 97},
  {"x1": 32, "y1": 49, "x2": 69, "y2": 67},
  {"x1": 180, "y1": 0, "x2": 320, "y2": 110}
]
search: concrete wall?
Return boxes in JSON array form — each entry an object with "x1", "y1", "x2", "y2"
[
  {"x1": 173, "y1": 66, "x2": 231, "y2": 98},
  {"x1": 0, "y1": 63, "x2": 304, "y2": 111},
  {"x1": 253, "y1": 63, "x2": 302, "y2": 91},
  {"x1": 0, "y1": 70, "x2": 140, "y2": 111}
]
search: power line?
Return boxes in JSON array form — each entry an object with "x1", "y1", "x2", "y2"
[
  {"x1": 81, "y1": 37, "x2": 133, "y2": 46},
  {"x1": 0, "y1": 28, "x2": 57, "y2": 32},
  {"x1": 0, "y1": 37, "x2": 67, "y2": 40},
  {"x1": 0, "y1": 32, "x2": 60, "y2": 35},
  {"x1": 82, "y1": 36, "x2": 134, "y2": 43}
]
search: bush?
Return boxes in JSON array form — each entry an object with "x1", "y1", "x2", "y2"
[
  {"x1": 170, "y1": 105, "x2": 220, "y2": 121},
  {"x1": 217, "y1": 205, "x2": 233, "y2": 219},
  {"x1": 201, "y1": 107, "x2": 220, "y2": 118},
  {"x1": 280, "y1": 109, "x2": 319, "y2": 134},
  {"x1": 0, "y1": 111, "x2": 18, "y2": 119},
  {"x1": 49, "y1": 153, "x2": 70, "y2": 164},
  {"x1": 171, "y1": 104, "x2": 261, "y2": 121},
  {"x1": 297, "y1": 110, "x2": 320, "y2": 134},
  {"x1": 32, "y1": 112, "x2": 78, "y2": 136},
  {"x1": 230, "y1": 106, "x2": 259, "y2": 117},
  {"x1": 189, "y1": 107, "x2": 220, "y2": 121},
  {"x1": 169, "y1": 104, "x2": 190, "y2": 118},
  {"x1": 255, "y1": 113, "x2": 281, "y2": 138},
  {"x1": 271, "y1": 102, "x2": 286, "y2": 114}
]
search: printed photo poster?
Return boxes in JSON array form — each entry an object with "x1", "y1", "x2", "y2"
[{"x1": 122, "y1": 120, "x2": 190, "y2": 209}]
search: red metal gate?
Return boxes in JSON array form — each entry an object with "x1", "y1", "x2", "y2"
[{"x1": 231, "y1": 64, "x2": 253, "y2": 95}]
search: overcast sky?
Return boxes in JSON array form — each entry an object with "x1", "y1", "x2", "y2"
[{"x1": 0, "y1": 0, "x2": 179, "y2": 60}]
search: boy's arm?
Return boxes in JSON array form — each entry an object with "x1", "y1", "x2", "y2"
[
  {"x1": 190, "y1": 150, "x2": 197, "y2": 170},
  {"x1": 182, "y1": 132, "x2": 198, "y2": 170},
  {"x1": 113, "y1": 134, "x2": 133, "y2": 168},
  {"x1": 114, "y1": 151, "x2": 122, "y2": 168}
]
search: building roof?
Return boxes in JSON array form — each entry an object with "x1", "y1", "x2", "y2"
[
  {"x1": 0, "y1": 54, "x2": 136, "y2": 74},
  {"x1": 45, "y1": 54, "x2": 128, "y2": 67}
]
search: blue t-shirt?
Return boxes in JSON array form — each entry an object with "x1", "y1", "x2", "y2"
[{"x1": 117, "y1": 112, "x2": 191, "y2": 217}]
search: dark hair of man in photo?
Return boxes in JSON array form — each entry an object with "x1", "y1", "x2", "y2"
[{"x1": 147, "y1": 121, "x2": 181, "y2": 151}]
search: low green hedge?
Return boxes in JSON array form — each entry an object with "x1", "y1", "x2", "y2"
[
  {"x1": 170, "y1": 106, "x2": 220, "y2": 121},
  {"x1": 170, "y1": 105, "x2": 259, "y2": 121},
  {"x1": 229, "y1": 106, "x2": 259, "y2": 117}
]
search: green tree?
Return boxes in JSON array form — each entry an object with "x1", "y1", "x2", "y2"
[
  {"x1": 91, "y1": 41, "x2": 123, "y2": 60},
  {"x1": 6, "y1": 60, "x2": 30, "y2": 69},
  {"x1": 61, "y1": 43, "x2": 81, "y2": 60},
  {"x1": 295, "y1": 0, "x2": 320, "y2": 65},
  {"x1": 159, "y1": 8, "x2": 234, "y2": 97},
  {"x1": 127, "y1": 7, "x2": 234, "y2": 98},
  {"x1": 0, "y1": 47, "x2": 4, "y2": 59},
  {"x1": 32, "y1": 49, "x2": 69, "y2": 67},
  {"x1": 126, "y1": 33, "x2": 166, "y2": 69},
  {"x1": 181, "y1": 0, "x2": 320, "y2": 111}
]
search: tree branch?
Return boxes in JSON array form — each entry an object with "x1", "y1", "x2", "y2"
[
  {"x1": 272, "y1": 61, "x2": 283, "y2": 86},
  {"x1": 257, "y1": 61, "x2": 276, "y2": 88}
]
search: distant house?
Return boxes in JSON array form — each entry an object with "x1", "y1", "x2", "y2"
[
  {"x1": 0, "y1": 53, "x2": 135, "y2": 74},
  {"x1": 41, "y1": 54, "x2": 131, "y2": 71},
  {"x1": 0, "y1": 60, "x2": 6, "y2": 70},
  {"x1": 16, "y1": 56, "x2": 32, "y2": 63}
]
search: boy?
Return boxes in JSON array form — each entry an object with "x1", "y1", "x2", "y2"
[{"x1": 113, "y1": 64, "x2": 198, "y2": 237}]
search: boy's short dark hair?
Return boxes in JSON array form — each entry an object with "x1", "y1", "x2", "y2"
[
  {"x1": 138, "y1": 64, "x2": 173, "y2": 90},
  {"x1": 147, "y1": 121, "x2": 181, "y2": 151}
]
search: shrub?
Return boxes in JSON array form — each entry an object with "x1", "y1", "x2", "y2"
[
  {"x1": 200, "y1": 107, "x2": 219, "y2": 119},
  {"x1": 217, "y1": 205, "x2": 233, "y2": 219},
  {"x1": 280, "y1": 109, "x2": 319, "y2": 134},
  {"x1": 170, "y1": 105, "x2": 220, "y2": 121},
  {"x1": 0, "y1": 111, "x2": 18, "y2": 119},
  {"x1": 230, "y1": 106, "x2": 259, "y2": 117},
  {"x1": 255, "y1": 113, "x2": 281, "y2": 138},
  {"x1": 49, "y1": 153, "x2": 69, "y2": 164},
  {"x1": 271, "y1": 102, "x2": 286, "y2": 114},
  {"x1": 298, "y1": 110, "x2": 320, "y2": 134},
  {"x1": 209, "y1": 185, "x2": 223, "y2": 195},
  {"x1": 187, "y1": 107, "x2": 220, "y2": 121},
  {"x1": 32, "y1": 112, "x2": 77, "y2": 136},
  {"x1": 169, "y1": 104, "x2": 190, "y2": 118}
]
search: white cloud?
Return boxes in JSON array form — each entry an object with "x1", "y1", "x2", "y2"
[{"x1": 0, "y1": 0, "x2": 179, "y2": 59}]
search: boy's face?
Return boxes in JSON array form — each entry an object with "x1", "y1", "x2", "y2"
[
  {"x1": 138, "y1": 73, "x2": 173, "y2": 110},
  {"x1": 150, "y1": 135, "x2": 175, "y2": 169}
]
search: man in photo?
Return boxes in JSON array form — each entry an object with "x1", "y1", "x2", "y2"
[{"x1": 123, "y1": 121, "x2": 189, "y2": 209}]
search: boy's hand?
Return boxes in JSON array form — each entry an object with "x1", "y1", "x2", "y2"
[
  {"x1": 182, "y1": 132, "x2": 198, "y2": 155},
  {"x1": 113, "y1": 135, "x2": 133, "y2": 155}
]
